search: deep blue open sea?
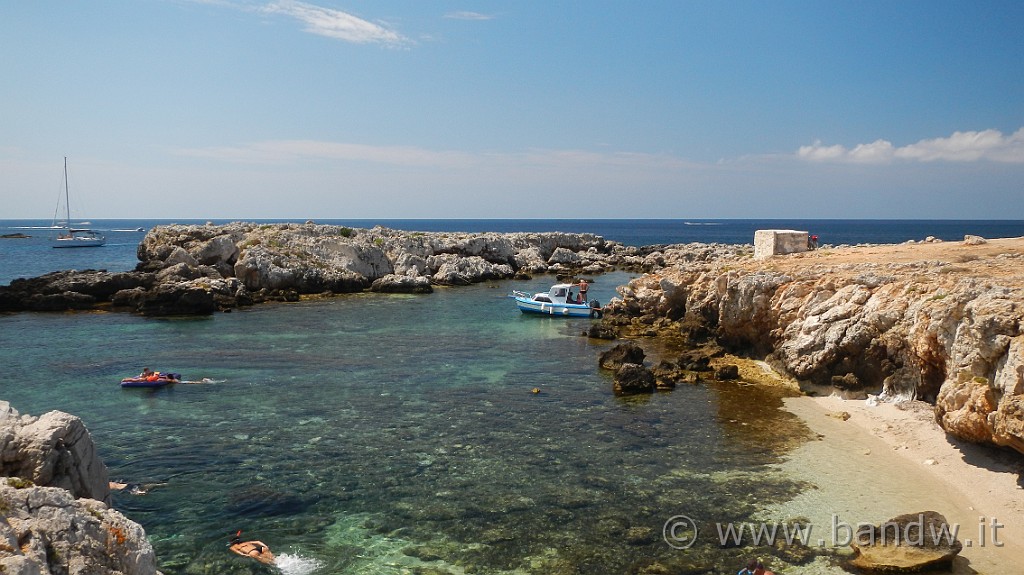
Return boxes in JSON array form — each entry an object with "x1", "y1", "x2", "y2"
[{"x1": 1, "y1": 219, "x2": 1020, "y2": 574}]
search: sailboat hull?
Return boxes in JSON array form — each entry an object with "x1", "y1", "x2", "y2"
[{"x1": 52, "y1": 236, "x2": 105, "y2": 248}]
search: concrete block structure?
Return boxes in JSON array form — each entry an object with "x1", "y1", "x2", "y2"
[{"x1": 753, "y1": 229, "x2": 809, "y2": 259}]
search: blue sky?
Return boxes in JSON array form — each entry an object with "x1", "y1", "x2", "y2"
[{"x1": 2, "y1": 1, "x2": 1022, "y2": 219}]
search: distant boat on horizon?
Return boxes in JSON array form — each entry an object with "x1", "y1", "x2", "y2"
[{"x1": 51, "y1": 158, "x2": 105, "y2": 249}]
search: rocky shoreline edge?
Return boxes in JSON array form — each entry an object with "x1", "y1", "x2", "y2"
[
  {"x1": 592, "y1": 235, "x2": 1024, "y2": 461},
  {"x1": 0, "y1": 222, "x2": 748, "y2": 315},
  {"x1": 0, "y1": 401, "x2": 158, "y2": 575}
]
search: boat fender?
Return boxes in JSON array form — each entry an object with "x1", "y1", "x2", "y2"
[{"x1": 589, "y1": 300, "x2": 603, "y2": 319}]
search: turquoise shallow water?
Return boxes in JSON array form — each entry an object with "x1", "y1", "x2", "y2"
[{"x1": 0, "y1": 272, "x2": 807, "y2": 574}]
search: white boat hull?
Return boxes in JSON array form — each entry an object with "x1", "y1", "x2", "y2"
[
  {"x1": 513, "y1": 296, "x2": 600, "y2": 318},
  {"x1": 52, "y1": 237, "x2": 105, "y2": 248}
]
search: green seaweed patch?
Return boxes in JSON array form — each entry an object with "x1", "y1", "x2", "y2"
[{"x1": 6, "y1": 477, "x2": 34, "y2": 489}]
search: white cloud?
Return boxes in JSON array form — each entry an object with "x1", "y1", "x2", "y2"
[
  {"x1": 174, "y1": 140, "x2": 472, "y2": 167},
  {"x1": 444, "y1": 11, "x2": 494, "y2": 21},
  {"x1": 262, "y1": 1, "x2": 408, "y2": 46},
  {"x1": 172, "y1": 140, "x2": 697, "y2": 172},
  {"x1": 797, "y1": 128, "x2": 1024, "y2": 164}
]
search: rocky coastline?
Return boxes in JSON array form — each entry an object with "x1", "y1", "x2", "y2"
[
  {"x1": 0, "y1": 401, "x2": 158, "y2": 575},
  {"x1": 0, "y1": 222, "x2": 750, "y2": 315},
  {"x1": 595, "y1": 236, "x2": 1024, "y2": 459}
]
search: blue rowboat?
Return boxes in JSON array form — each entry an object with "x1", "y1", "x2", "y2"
[{"x1": 510, "y1": 283, "x2": 603, "y2": 318}]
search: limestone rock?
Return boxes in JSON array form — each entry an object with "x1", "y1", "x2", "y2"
[
  {"x1": 832, "y1": 373, "x2": 862, "y2": 390},
  {"x1": 586, "y1": 324, "x2": 618, "y2": 340},
  {"x1": 547, "y1": 247, "x2": 581, "y2": 266},
  {"x1": 0, "y1": 271, "x2": 152, "y2": 312},
  {"x1": 849, "y1": 511, "x2": 962, "y2": 572},
  {"x1": 0, "y1": 402, "x2": 110, "y2": 503},
  {"x1": 370, "y1": 274, "x2": 433, "y2": 294},
  {"x1": 714, "y1": 364, "x2": 739, "y2": 381},
  {"x1": 599, "y1": 343, "x2": 646, "y2": 371},
  {"x1": 429, "y1": 254, "x2": 513, "y2": 285},
  {"x1": 0, "y1": 482, "x2": 157, "y2": 575},
  {"x1": 603, "y1": 238, "x2": 1024, "y2": 456},
  {"x1": 513, "y1": 246, "x2": 549, "y2": 273},
  {"x1": 163, "y1": 245, "x2": 198, "y2": 267},
  {"x1": 613, "y1": 363, "x2": 655, "y2": 396},
  {"x1": 195, "y1": 234, "x2": 240, "y2": 265},
  {"x1": 135, "y1": 280, "x2": 218, "y2": 316}
]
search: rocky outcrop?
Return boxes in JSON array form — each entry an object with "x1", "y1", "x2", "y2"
[
  {"x1": 0, "y1": 271, "x2": 153, "y2": 312},
  {"x1": 0, "y1": 402, "x2": 157, "y2": 575},
  {"x1": 848, "y1": 511, "x2": 963, "y2": 572},
  {"x1": 599, "y1": 343, "x2": 646, "y2": 371},
  {"x1": 613, "y1": 363, "x2": 656, "y2": 396},
  {"x1": 600, "y1": 238, "x2": 1024, "y2": 456},
  {"x1": 0, "y1": 224, "x2": 752, "y2": 316},
  {"x1": 0, "y1": 482, "x2": 157, "y2": 575},
  {"x1": 0, "y1": 402, "x2": 110, "y2": 504},
  {"x1": 370, "y1": 274, "x2": 433, "y2": 294},
  {"x1": 135, "y1": 223, "x2": 622, "y2": 293},
  {"x1": 0, "y1": 223, "x2": 655, "y2": 316}
]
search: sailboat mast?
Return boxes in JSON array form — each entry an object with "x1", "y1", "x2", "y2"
[{"x1": 63, "y1": 156, "x2": 70, "y2": 224}]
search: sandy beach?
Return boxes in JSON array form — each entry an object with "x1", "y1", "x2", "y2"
[{"x1": 766, "y1": 394, "x2": 1024, "y2": 574}]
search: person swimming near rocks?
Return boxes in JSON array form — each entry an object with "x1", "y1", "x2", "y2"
[
  {"x1": 108, "y1": 480, "x2": 164, "y2": 495},
  {"x1": 229, "y1": 530, "x2": 275, "y2": 565}
]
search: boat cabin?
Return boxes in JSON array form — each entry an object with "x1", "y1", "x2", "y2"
[{"x1": 532, "y1": 283, "x2": 584, "y2": 305}]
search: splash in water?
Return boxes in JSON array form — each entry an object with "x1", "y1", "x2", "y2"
[{"x1": 275, "y1": 553, "x2": 323, "y2": 575}]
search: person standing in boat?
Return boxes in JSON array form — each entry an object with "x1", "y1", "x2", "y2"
[{"x1": 579, "y1": 279, "x2": 589, "y2": 302}]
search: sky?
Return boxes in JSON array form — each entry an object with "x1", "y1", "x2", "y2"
[{"x1": 2, "y1": 0, "x2": 1023, "y2": 220}]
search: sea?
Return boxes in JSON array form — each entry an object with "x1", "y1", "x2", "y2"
[{"x1": 1, "y1": 219, "x2": 1021, "y2": 575}]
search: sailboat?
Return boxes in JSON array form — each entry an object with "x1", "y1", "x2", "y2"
[{"x1": 51, "y1": 157, "x2": 105, "y2": 248}]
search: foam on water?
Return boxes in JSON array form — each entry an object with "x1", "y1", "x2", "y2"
[{"x1": 275, "y1": 553, "x2": 323, "y2": 575}]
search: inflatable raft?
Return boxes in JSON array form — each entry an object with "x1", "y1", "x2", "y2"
[{"x1": 120, "y1": 373, "x2": 182, "y2": 388}]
